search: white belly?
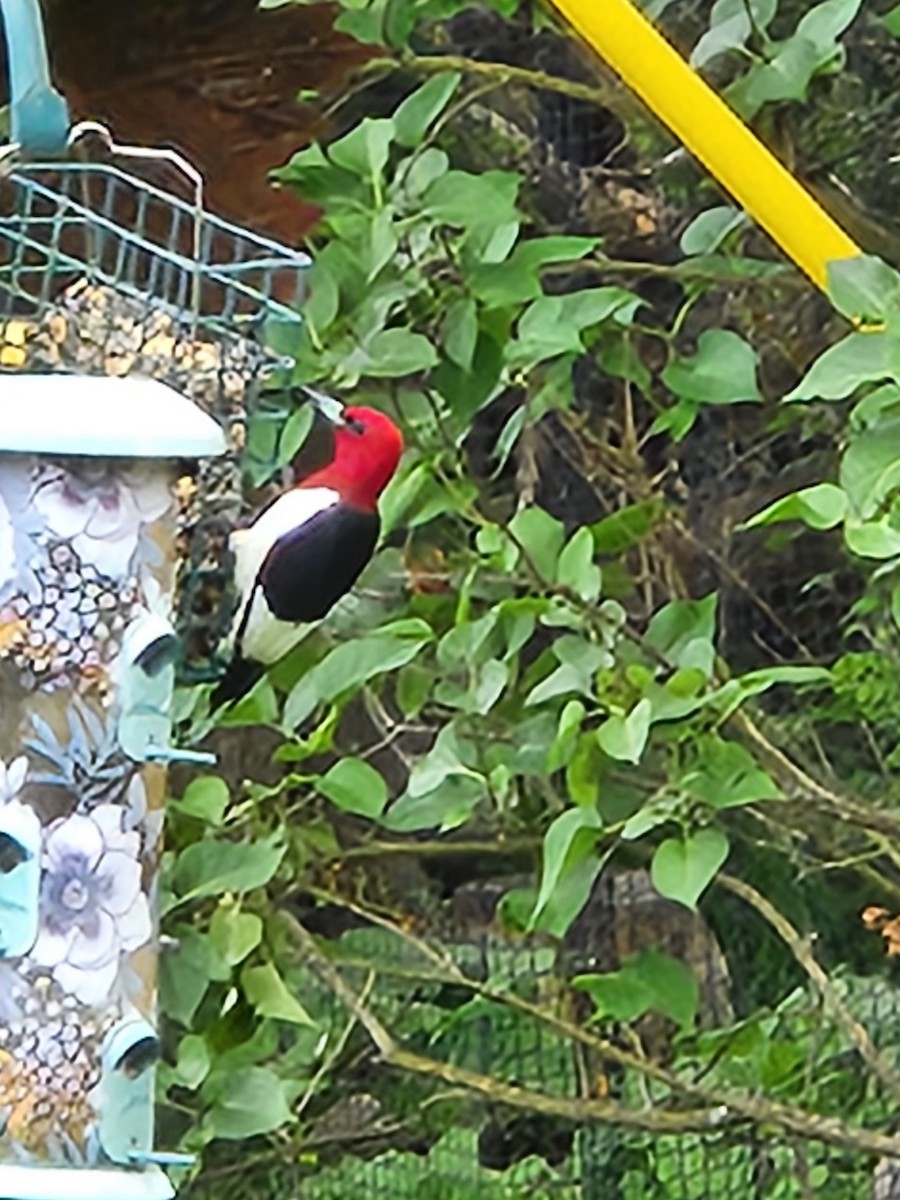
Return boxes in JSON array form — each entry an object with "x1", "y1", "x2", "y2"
[
  {"x1": 239, "y1": 592, "x2": 312, "y2": 666},
  {"x1": 227, "y1": 486, "x2": 339, "y2": 664}
]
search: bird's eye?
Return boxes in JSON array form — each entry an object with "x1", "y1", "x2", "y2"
[{"x1": 345, "y1": 417, "x2": 366, "y2": 435}]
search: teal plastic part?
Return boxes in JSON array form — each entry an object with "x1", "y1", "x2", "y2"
[
  {"x1": 116, "y1": 613, "x2": 178, "y2": 763},
  {"x1": 128, "y1": 1152, "x2": 197, "y2": 1169},
  {"x1": 144, "y1": 745, "x2": 218, "y2": 765},
  {"x1": 0, "y1": 796, "x2": 40, "y2": 959},
  {"x1": 98, "y1": 1017, "x2": 159, "y2": 1166},
  {"x1": 0, "y1": 0, "x2": 70, "y2": 156},
  {"x1": 0, "y1": 376, "x2": 227, "y2": 458},
  {"x1": 117, "y1": 613, "x2": 219, "y2": 765}
]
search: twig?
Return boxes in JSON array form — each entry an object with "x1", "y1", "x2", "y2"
[
  {"x1": 732, "y1": 709, "x2": 900, "y2": 842},
  {"x1": 331, "y1": 836, "x2": 539, "y2": 860},
  {"x1": 719, "y1": 873, "x2": 900, "y2": 1104},
  {"x1": 295, "y1": 969, "x2": 375, "y2": 1120},
  {"x1": 359, "y1": 52, "x2": 639, "y2": 126}
]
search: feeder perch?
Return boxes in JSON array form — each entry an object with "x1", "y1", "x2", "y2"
[{"x1": 0, "y1": 0, "x2": 311, "y2": 1195}]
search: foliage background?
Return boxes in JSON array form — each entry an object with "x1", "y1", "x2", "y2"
[{"x1": 153, "y1": 0, "x2": 900, "y2": 1195}]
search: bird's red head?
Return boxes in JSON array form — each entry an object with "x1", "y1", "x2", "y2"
[{"x1": 299, "y1": 405, "x2": 404, "y2": 510}]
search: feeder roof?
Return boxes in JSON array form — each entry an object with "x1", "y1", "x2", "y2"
[{"x1": 0, "y1": 374, "x2": 226, "y2": 457}]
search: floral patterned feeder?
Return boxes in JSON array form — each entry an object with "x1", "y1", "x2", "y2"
[{"x1": 0, "y1": 374, "x2": 224, "y2": 1200}]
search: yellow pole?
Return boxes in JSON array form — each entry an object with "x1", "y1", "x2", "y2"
[{"x1": 545, "y1": 0, "x2": 862, "y2": 294}]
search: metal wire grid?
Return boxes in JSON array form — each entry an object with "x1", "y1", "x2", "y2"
[{"x1": 0, "y1": 158, "x2": 310, "y2": 346}]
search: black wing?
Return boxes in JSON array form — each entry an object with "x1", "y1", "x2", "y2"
[{"x1": 259, "y1": 503, "x2": 380, "y2": 623}]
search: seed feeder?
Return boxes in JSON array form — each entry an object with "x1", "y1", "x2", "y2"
[{"x1": 0, "y1": 0, "x2": 310, "y2": 1195}]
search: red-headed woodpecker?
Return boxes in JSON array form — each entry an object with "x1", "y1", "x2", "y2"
[{"x1": 211, "y1": 396, "x2": 403, "y2": 706}]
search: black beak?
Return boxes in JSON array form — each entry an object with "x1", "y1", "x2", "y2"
[{"x1": 302, "y1": 386, "x2": 347, "y2": 426}]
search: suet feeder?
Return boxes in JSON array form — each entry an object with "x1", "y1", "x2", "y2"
[{"x1": 0, "y1": 0, "x2": 310, "y2": 1195}]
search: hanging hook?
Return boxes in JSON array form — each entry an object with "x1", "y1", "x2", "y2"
[{"x1": 0, "y1": 0, "x2": 69, "y2": 157}]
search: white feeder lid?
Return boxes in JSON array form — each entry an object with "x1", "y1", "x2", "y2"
[
  {"x1": 0, "y1": 374, "x2": 227, "y2": 457},
  {"x1": 0, "y1": 1164, "x2": 174, "y2": 1200}
]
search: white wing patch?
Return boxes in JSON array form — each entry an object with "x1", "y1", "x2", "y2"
[{"x1": 227, "y1": 487, "x2": 339, "y2": 664}]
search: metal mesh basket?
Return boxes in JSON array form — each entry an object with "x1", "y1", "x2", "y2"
[{"x1": 0, "y1": 151, "x2": 309, "y2": 344}]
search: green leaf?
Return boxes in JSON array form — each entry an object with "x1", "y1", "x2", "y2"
[
  {"x1": 681, "y1": 738, "x2": 781, "y2": 808},
  {"x1": 404, "y1": 725, "x2": 482, "y2": 799},
  {"x1": 880, "y1": 2, "x2": 900, "y2": 36},
  {"x1": 574, "y1": 948, "x2": 699, "y2": 1030},
  {"x1": 284, "y1": 619, "x2": 434, "y2": 728},
  {"x1": 402, "y1": 147, "x2": 450, "y2": 198},
  {"x1": 565, "y1": 733, "x2": 605, "y2": 807},
  {"x1": 394, "y1": 72, "x2": 462, "y2": 146},
  {"x1": 741, "y1": 482, "x2": 848, "y2": 531},
  {"x1": 597, "y1": 699, "x2": 652, "y2": 765},
  {"x1": 171, "y1": 775, "x2": 229, "y2": 825},
  {"x1": 468, "y1": 218, "x2": 520, "y2": 264},
  {"x1": 827, "y1": 255, "x2": 900, "y2": 324},
  {"x1": 728, "y1": 37, "x2": 827, "y2": 117},
  {"x1": 646, "y1": 594, "x2": 717, "y2": 676},
  {"x1": 663, "y1": 330, "x2": 761, "y2": 405},
  {"x1": 327, "y1": 117, "x2": 394, "y2": 181},
  {"x1": 424, "y1": 169, "x2": 520, "y2": 229},
  {"x1": 736, "y1": 664, "x2": 832, "y2": 693},
  {"x1": 334, "y1": 3, "x2": 386, "y2": 43},
  {"x1": 787, "y1": 332, "x2": 898, "y2": 401},
  {"x1": 651, "y1": 828, "x2": 729, "y2": 910},
  {"x1": 691, "y1": 0, "x2": 777, "y2": 67},
  {"x1": 648, "y1": 398, "x2": 700, "y2": 442},
  {"x1": 319, "y1": 758, "x2": 389, "y2": 819},
  {"x1": 219, "y1": 679, "x2": 280, "y2": 728},
  {"x1": 471, "y1": 659, "x2": 509, "y2": 713},
  {"x1": 547, "y1": 699, "x2": 586, "y2": 773},
  {"x1": 396, "y1": 663, "x2": 433, "y2": 718},
  {"x1": 173, "y1": 1034, "x2": 210, "y2": 1090},
  {"x1": 844, "y1": 518, "x2": 900, "y2": 559},
  {"x1": 470, "y1": 236, "x2": 601, "y2": 307},
  {"x1": 203, "y1": 1066, "x2": 294, "y2": 1139},
  {"x1": 303, "y1": 259, "x2": 340, "y2": 336},
  {"x1": 160, "y1": 929, "x2": 230, "y2": 1027},
  {"x1": 532, "y1": 852, "x2": 605, "y2": 938},
  {"x1": 171, "y1": 834, "x2": 285, "y2": 907},
  {"x1": 241, "y1": 962, "x2": 316, "y2": 1026},
  {"x1": 850, "y1": 383, "x2": 900, "y2": 432},
  {"x1": 208, "y1": 906, "x2": 263, "y2": 967},
  {"x1": 645, "y1": 671, "x2": 707, "y2": 723},
  {"x1": 386, "y1": 775, "x2": 485, "y2": 833},
  {"x1": 437, "y1": 612, "x2": 499, "y2": 669},
  {"x1": 556, "y1": 527, "x2": 602, "y2": 603},
  {"x1": 796, "y1": 0, "x2": 862, "y2": 50},
  {"x1": 365, "y1": 207, "x2": 399, "y2": 281},
  {"x1": 840, "y1": 415, "x2": 900, "y2": 519},
  {"x1": 509, "y1": 288, "x2": 639, "y2": 367},
  {"x1": 530, "y1": 806, "x2": 603, "y2": 928},
  {"x1": 527, "y1": 662, "x2": 591, "y2": 707},
  {"x1": 360, "y1": 328, "x2": 438, "y2": 377},
  {"x1": 442, "y1": 298, "x2": 479, "y2": 370},
  {"x1": 621, "y1": 793, "x2": 680, "y2": 841},
  {"x1": 680, "y1": 206, "x2": 749, "y2": 256},
  {"x1": 591, "y1": 499, "x2": 665, "y2": 555},
  {"x1": 278, "y1": 405, "x2": 315, "y2": 466},
  {"x1": 508, "y1": 506, "x2": 566, "y2": 581}
]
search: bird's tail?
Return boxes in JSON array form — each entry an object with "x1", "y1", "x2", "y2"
[{"x1": 209, "y1": 654, "x2": 264, "y2": 711}]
